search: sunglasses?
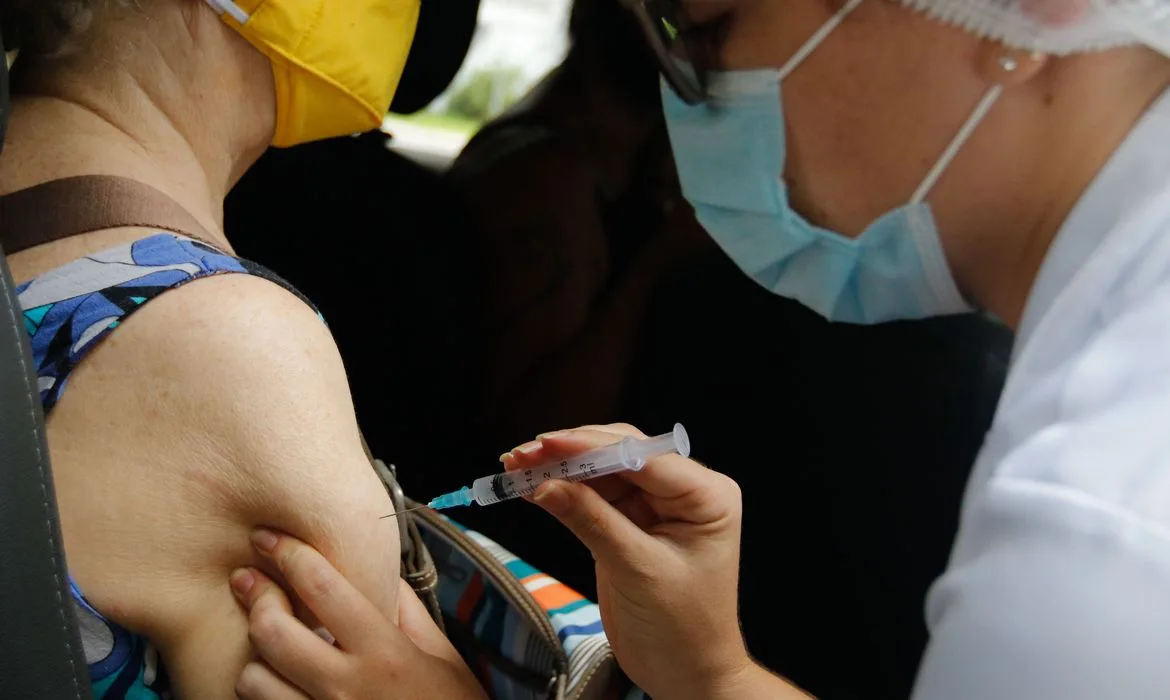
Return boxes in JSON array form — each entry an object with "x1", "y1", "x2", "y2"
[{"x1": 623, "y1": 0, "x2": 717, "y2": 105}]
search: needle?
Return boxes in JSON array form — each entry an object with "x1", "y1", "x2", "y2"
[{"x1": 378, "y1": 504, "x2": 433, "y2": 519}]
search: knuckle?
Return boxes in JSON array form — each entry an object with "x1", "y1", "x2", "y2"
[
  {"x1": 708, "y1": 473, "x2": 744, "y2": 521},
  {"x1": 606, "y1": 422, "x2": 644, "y2": 437},
  {"x1": 676, "y1": 487, "x2": 710, "y2": 514},
  {"x1": 279, "y1": 543, "x2": 335, "y2": 601},
  {"x1": 248, "y1": 602, "x2": 283, "y2": 645},
  {"x1": 720, "y1": 474, "x2": 743, "y2": 503},
  {"x1": 276, "y1": 541, "x2": 305, "y2": 576},
  {"x1": 580, "y1": 507, "x2": 611, "y2": 543},
  {"x1": 369, "y1": 655, "x2": 397, "y2": 679},
  {"x1": 300, "y1": 564, "x2": 336, "y2": 603}
]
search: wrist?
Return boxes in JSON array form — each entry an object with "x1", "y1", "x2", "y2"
[{"x1": 705, "y1": 661, "x2": 813, "y2": 700}]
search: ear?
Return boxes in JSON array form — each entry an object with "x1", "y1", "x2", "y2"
[{"x1": 974, "y1": 45, "x2": 1049, "y2": 86}]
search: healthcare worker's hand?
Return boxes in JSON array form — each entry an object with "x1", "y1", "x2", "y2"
[
  {"x1": 504, "y1": 424, "x2": 810, "y2": 700},
  {"x1": 229, "y1": 530, "x2": 487, "y2": 700}
]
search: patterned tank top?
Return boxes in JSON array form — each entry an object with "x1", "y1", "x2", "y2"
[{"x1": 16, "y1": 232, "x2": 316, "y2": 698}]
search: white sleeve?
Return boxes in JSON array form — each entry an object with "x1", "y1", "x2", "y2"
[{"x1": 912, "y1": 285, "x2": 1170, "y2": 700}]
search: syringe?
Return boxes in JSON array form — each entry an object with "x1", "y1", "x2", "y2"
[{"x1": 427, "y1": 423, "x2": 691, "y2": 510}]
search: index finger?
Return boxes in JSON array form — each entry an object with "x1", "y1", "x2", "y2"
[
  {"x1": 535, "y1": 426, "x2": 724, "y2": 502},
  {"x1": 504, "y1": 424, "x2": 654, "y2": 501},
  {"x1": 250, "y1": 529, "x2": 400, "y2": 653}
]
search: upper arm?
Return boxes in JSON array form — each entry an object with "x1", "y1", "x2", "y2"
[
  {"x1": 48, "y1": 273, "x2": 399, "y2": 698},
  {"x1": 913, "y1": 482, "x2": 1170, "y2": 700},
  {"x1": 913, "y1": 284, "x2": 1170, "y2": 699}
]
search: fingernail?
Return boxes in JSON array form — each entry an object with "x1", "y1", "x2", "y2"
[
  {"x1": 251, "y1": 529, "x2": 279, "y2": 553},
  {"x1": 538, "y1": 431, "x2": 569, "y2": 440},
  {"x1": 512, "y1": 440, "x2": 541, "y2": 456},
  {"x1": 230, "y1": 569, "x2": 255, "y2": 596},
  {"x1": 498, "y1": 452, "x2": 512, "y2": 463}
]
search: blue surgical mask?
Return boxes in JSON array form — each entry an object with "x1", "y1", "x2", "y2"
[{"x1": 661, "y1": 0, "x2": 1003, "y2": 324}]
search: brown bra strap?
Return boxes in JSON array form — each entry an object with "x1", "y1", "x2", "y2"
[{"x1": 0, "y1": 175, "x2": 218, "y2": 254}]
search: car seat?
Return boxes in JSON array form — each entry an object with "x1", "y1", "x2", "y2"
[{"x1": 0, "y1": 31, "x2": 94, "y2": 696}]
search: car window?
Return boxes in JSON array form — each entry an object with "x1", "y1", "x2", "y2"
[{"x1": 383, "y1": 0, "x2": 572, "y2": 168}]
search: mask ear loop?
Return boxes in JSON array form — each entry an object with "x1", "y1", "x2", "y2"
[
  {"x1": 778, "y1": 0, "x2": 865, "y2": 80},
  {"x1": 908, "y1": 58, "x2": 1017, "y2": 204}
]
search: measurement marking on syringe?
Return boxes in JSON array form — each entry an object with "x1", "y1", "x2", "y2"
[{"x1": 421, "y1": 424, "x2": 689, "y2": 511}]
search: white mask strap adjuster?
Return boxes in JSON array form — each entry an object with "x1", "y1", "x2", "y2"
[
  {"x1": 778, "y1": 0, "x2": 865, "y2": 81},
  {"x1": 204, "y1": 0, "x2": 250, "y2": 24}
]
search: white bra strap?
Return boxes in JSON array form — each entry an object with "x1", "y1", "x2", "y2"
[{"x1": 778, "y1": 0, "x2": 865, "y2": 81}]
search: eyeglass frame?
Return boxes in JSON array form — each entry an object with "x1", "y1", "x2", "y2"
[{"x1": 621, "y1": 0, "x2": 710, "y2": 105}]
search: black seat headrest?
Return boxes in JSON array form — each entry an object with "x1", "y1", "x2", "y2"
[
  {"x1": 390, "y1": 0, "x2": 482, "y2": 115},
  {"x1": 1, "y1": 32, "x2": 9, "y2": 154}
]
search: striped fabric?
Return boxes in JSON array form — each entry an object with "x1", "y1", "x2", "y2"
[{"x1": 421, "y1": 518, "x2": 647, "y2": 699}]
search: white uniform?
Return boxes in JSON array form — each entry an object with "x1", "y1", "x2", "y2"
[{"x1": 913, "y1": 88, "x2": 1170, "y2": 699}]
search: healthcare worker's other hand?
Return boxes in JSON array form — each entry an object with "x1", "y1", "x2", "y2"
[
  {"x1": 505, "y1": 424, "x2": 810, "y2": 700},
  {"x1": 229, "y1": 530, "x2": 487, "y2": 700}
]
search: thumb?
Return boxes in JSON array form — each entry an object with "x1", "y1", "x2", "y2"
[
  {"x1": 396, "y1": 579, "x2": 464, "y2": 665},
  {"x1": 533, "y1": 481, "x2": 651, "y2": 568}
]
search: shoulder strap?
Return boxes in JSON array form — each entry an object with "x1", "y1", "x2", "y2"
[{"x1": 0, "y1": 175, "x2": 219, "y2": 253}]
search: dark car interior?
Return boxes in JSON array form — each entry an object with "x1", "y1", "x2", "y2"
[{"x1": 1, "y1": 0, "x2": 1014, "y2": 697}]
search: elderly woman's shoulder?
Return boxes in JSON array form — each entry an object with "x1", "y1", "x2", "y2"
[
  {"x1": 51, "y1": 265, "x2": 374, "y2": 523},
  {"x1": 113, "y1": 269, "x2": 338, "y2": 393},
  {"x1": 73, "y1": 269, "x2": 348, "y2": 450}
]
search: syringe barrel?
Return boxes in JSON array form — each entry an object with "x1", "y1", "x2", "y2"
[
  {"x1": 471, "y1": 473, "x2": 512, "y2": 506},
  {"x1": 469, "y1": 442, "x2": 627, "y2": 505},
  {"x1": 467, "y1": 423, "x2": 691, "y2": 506}
]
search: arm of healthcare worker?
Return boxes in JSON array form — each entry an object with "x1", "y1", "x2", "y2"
[
  {"x1": 910, "y1": 284, "x2": 1170, "y2": 699},
  {"x1": 229, "y1": 424, "x2": 812, "y2": 700},
  {"x1": 504, "y1": 424, "x2": 807, "y2": 700}
]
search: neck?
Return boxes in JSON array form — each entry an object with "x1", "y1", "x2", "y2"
[
  {"x1": 2, "y1": 97, "x2": 233, "y2": 248},
  {"x1": 959, "y1": 60, "x2": 1170, "y2": 329},
  {"x1": 0, "y1": 11, "x2": 272, "y2": 249}
]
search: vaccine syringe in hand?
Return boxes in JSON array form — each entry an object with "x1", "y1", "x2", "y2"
[{"x1": 428, "y1": 424, "x2": 690, "y2": 511}]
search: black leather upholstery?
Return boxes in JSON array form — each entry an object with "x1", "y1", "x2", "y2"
[
  {"x1": 0, "y1": 246, "x2": 93, "y2": 697},
  {"x1": 1, "y1": 32, "x2": 9, "y2": 153}
]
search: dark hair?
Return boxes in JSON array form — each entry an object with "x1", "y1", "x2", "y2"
[
  {"x1": 569, "y1": 0, "x2": 662, "y2": 112},
  {"x1": 0, "y1": 0, "x2": 93, "y2": 56}
]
